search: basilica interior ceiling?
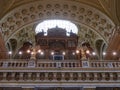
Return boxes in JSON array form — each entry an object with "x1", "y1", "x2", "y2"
[{"x1": 0, "y1": 0, "x2": 120, "y2": 58}]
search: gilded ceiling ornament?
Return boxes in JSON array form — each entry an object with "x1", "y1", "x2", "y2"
[
  {"x1": 16, "y1": 21, "x2": 21, "y2": 26},
  {"x1": 55, "y1": 12, "x2": 60, "y2": 16},
  {"x1": 31, "y1": 15, "x2": 36, "y2": 19},
  {"x1": 92, "y1": 22, "x2": 98, "y2": 27},
  {"x1": 55, "y1": 4, "x2": 60, "y2": 9},
  {"x1": 87, "y1": 11, "x2": 92, "y2": 16},
  {"x1": 79, "y1": 16, "x2": 83, "y2": 20},
  {"x1": 7, "y1": 17, "x2": 13, "y2": 22},
  {"x1": 30, "y1": 7, "x2": 35, "y2": 12},
  {"x1": 63, "y1": 4, "x2": 69, "y2": 9},
  {"x1": 46, "y1": 12, "x2": 51, "y2": 16},
  {"x1": 85, "y1": 18, "x2": 91, "y2": 23},
  {"x1": 9, "y1": 26, "x2": 14, "y2": 30},
  {"x1": 39, "y1": 13, "x2": 43, "y2": 17},
  {"x1": 94, "y1": 14, "x2": 99, "y2": 20},
  {"x1": 14, "y1": 12, "x2": 20, "y2": 19},
  {"x1": 106, "y1": 24, "x2": 112, "y2": 29},
  {"x1": 63, "y1": 12, "x2": 68, "y2": 16},
  {"x1": 22, "y1": 9, "x2": 27, "y2": 15},
  {"x1": 38, "y1": 5, "x2": 43, "y2": 10},
  {"x1": 79, "y1": 8, "x2": 85, "y2": 13},
  {"x1": 101, "y1": 19, "x2": 106, "y2": 25},
  {"x1": 2, "y1": 23, "x2": 7, "y2": 28},
  {"x1": 23, "y1": 17, "x2": 29, "y2": 22},
  {"x1": 99, "y1": 27, "x2": 104, "y2": 31},
  {"x1": 46, "y1": 4, "x2": 52, "y2": 9},
  {"x1": 71, "y1": 5, "x2": 77, "y2": 11},
  {"x1": 71, "y1": 13, "x2": 76, "y2": 17}
]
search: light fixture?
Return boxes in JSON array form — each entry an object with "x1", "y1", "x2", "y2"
[
  {"x1": 8, "y1": 51, "x2": 12, "y2": 55},
  {"x1": 27, "y1": 50, "x2": 30, "y2": 53},
  {"x1": 72, "y1": 52, "x2": 75, "y2": 55},
  {"x1": 76, "y1": 50, "x2": 79, "y2": 54},
  {"x1": 31, "y1": 52, "x2": 35, "y2": 55},
  {"x1": 19, "y1": 51, "x2": 22, "y2": 55},
  {"x1": 86, "y1": 50, "x2": 90, "y2": 54},
  {"x1": 40, "y1": 52, "x2": 44, "y2": 55},
  {"x1": 103, "y1": 52, "x2": 106, "y2": 56},
  {"x1": 92, "y1": 52, "x2": 96, "y2": 56},
  {"x1": 112, "y1": 52, "x2": 117, "y2": 56},
  {"x1": 38, "y1": 49, "x2": 41, "y2": 53},
  {"x1": 51, "y1": 52, "x2": 54, "y2": 55},
  {"x1": 62, "y1": 52, "x2": 66, "y2": 55}
]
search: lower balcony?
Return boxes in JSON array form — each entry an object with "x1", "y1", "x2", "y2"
[{"x1": 0, "y1": 59, "x2": 120, "y2": 88}]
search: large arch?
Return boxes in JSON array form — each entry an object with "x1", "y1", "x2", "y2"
[
  {"x1": 0, "y1": 0, "x2": 115, "y2": 42},
  {"x1": 0, "y1": 0, "x2": 115, "y2": 59}
]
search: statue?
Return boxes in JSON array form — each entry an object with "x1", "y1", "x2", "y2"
[
  {"x1": 30, "y1": 47, "x2": 36, "y2": 60},
  {"x1": 30, "y1": 44, "x2": 40, "y2": 60}
]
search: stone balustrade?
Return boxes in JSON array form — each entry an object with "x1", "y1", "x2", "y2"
[
  {"x1": 0, "y1": 59, "x2": 120, "y2": 87},
  {"x1": 90, "y1": 60, "x2": 120, "y2": 68},
  {"x1": 0, "y1": 71, "x2": 119, "y2": 81},
  {"x1": 0, "y1": 71, "x2": 120, "y2": 85},
  {"x1": 0, "y1": 59, "x2": 120, "y2": 68}
]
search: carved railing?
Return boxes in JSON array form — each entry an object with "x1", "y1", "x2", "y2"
[
  {"x1": 0, "y1": 59, "x2": 120, "y2": 68},
  {"x1": 89, "y1": 60, "x2": 120, "y2": 68},
  {"x1": 0, "y1": 59, "x2": 120, "y2": 87}
]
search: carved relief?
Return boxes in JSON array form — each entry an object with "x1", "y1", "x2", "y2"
[
  {"x1": 113, "y1": 73, "x2": 118, "y2": 80},
  {"x1": 73, "y1": 73, "x2": 78, "y2": 80},
  {"x1": 40, "y1": 73, "x2": 45, "y2": 80},
  {"x1": 64, "y1": 72, "x2": 70, "y2": 81},
  {"x1": 56, "y1": 72, "x2": 62, "y2": 81},
  {"x1": 48, "y1": 72, "x2": 53, "y2": 81},
  {"x1": 81, "y1": 73, "x2": 86, "y2": 80},
  {"x1": 22, "y1": 9, "x2": 28, "y2": 15},
  {"x1": 97, "y1": 73, "x2": 102, "y2": 80},
  {"x1": 89, "y1": 73, "x2": 94, "y2": 80},
  {"x1": 0, "y1": 1, "x2": 114, "y2": 45},
  {"x1": 55, "y1": 4, "x2": 60, "y2": 9}
]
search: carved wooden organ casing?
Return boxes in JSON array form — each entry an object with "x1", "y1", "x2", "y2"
[{"x1": 35, "y1": 27, "x2": 78, "y2": 60}]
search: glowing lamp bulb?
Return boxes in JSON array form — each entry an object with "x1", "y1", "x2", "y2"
[
  {"x1": 86, "y1": 50, "x2": 90, "y2": 54},
  {"x1": 51, "y1": 52, "x2": 54, "y2": 55},
  {"x1": 76, "y1": 50, "x2": 79, "y2": 54},
  {"x1": 27, "y1": 50, "x2": 30, "y2": 53},
  {"x1": 19, "y1": 51, "x2": 22, "y2": 55},
  {"x1": 103, "y1": 52, "x2": 106, "y2": 55},
  {"x1": 63, "y1": 52, "x2": 66, "y2": 55},
  {"x1": 38, "y1": 49, "x2": 41, "y2": 53},
  {"x1": 113, "y1": 52, "x2": 117, "y2": 56},
  {"x1": 40, "y1": 52, "x2": 44, "y2": 55},
  {"x1": 72, "y1": 52, "x2": 75, "y2": 55},
  {"x1": 92, "y1": 52, "x2": 96, "y2": 55},
  {"x1": 8, "y1": 51, "x2": 12, "y2": 55}
]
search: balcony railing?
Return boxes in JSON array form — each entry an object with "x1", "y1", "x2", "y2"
[
  {"x1": 0, "y1": 59, "x2": 120, "y2": 68},
  {"x1": 0, "y1": 59, "x2": 120, "y2": 87}
]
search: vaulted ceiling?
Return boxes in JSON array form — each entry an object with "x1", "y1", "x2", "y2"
[{"x1": 0, "y1": 0, "x2": 120, "y2": 59}]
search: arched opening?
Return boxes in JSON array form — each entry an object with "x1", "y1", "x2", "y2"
[{"x1": 35, "y1": 20, "x2": 78, "y2": 36}]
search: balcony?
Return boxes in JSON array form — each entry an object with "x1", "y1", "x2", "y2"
[{"x1": 0, "y1": 59, "x2": 120, "y2": 87}]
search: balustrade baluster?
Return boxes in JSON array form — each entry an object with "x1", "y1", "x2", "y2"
[
  {"x1": 28, "y1": 73, "x2": 32, "y2": 80},
  {"x1": 19, "y1": 73, "x2": 24, "y2": 80},
  {"x1": 11, "y1": 72, "x2": 15, "y2": 80},
  {"x1": 3, "y1": 72, "x2": 7, "y2": 80},
  {"x1": 36, "y1": 73, "x2": 40, "y2": 80}
]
